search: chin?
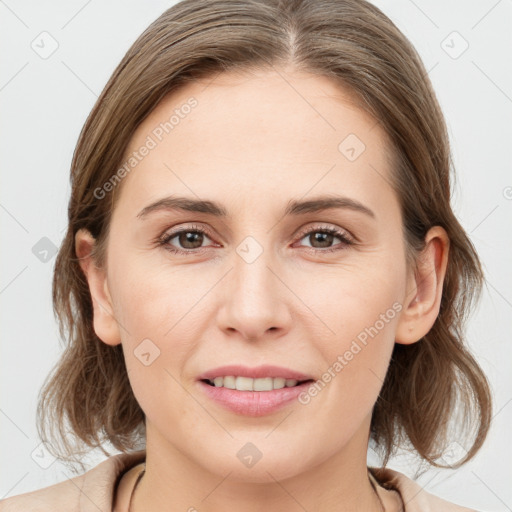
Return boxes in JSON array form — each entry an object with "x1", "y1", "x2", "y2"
[
  {"x1": 217, "y1": 458, "x2": 307, "y2": 484},
  {"x1": 192, "y1": 439, "x2": 318, "y2": 484}
]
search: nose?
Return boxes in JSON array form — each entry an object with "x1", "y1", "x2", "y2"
[{"x1": 216, "y1": 248, "x2": 293, "y2": 342}]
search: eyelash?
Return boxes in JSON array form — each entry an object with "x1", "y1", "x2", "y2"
[{"x1": 156, "y1": 223, "x2": 354, "y2": 255}]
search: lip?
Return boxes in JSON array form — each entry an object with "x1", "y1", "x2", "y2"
[
  {"x1": 197, "y1": 364, "x2": 314, "y2": 381},
  {"x1": 197, "y1": 380, "x2": 314, "y2": 417},
  {"x1": 196, "y1": 365, "x2": 315, "y2": 417}
]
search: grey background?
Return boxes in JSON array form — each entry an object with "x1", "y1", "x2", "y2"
[{"x1": 1, "y1": 0, "x2": 511, "y2": 509}]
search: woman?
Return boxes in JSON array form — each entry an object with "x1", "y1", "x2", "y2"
[{"x1": 1, "y1": 0, "x2": 492, "y2": 510}]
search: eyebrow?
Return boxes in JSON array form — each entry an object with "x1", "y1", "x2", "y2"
[{"x1": 136, "y1": 195, "x2": 376, "y2": 220}]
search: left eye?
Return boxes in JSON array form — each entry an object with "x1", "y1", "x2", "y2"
[{"x1": 296, "y1": 228, "x2": 352, "y2": 251}]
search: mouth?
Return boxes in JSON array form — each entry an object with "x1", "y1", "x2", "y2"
[
  {"x1": 196, "y1": 365, "x2": 316, "y2": 415},
  {"x1": 197, "y1": 376, "x2": 316, "y2": 416},
  {"x1": 201, "y1": 376, "x2": 315, "y2": 391}
]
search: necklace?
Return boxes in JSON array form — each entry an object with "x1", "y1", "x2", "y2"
[
  {"x1": 128, "y1": 463, "x2": 145, "y2": 512},
  {"x1": 128, "y1": 465, "x2": 386, "y2": 511},
  {"x1": 368, "y1": 469, "x2": 386, "y2": 512}
]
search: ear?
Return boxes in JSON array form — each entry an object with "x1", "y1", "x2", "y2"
[
  {"x1": 395, "y1": 226, "x2": 450, "y2": 345},
  {"x1": 75, "y1": 228, "x2": 121, "y2": 346}
]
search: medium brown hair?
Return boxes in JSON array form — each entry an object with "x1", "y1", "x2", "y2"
[{"x1": 38, "y1": 0, "x2": 492, "y2": 470}]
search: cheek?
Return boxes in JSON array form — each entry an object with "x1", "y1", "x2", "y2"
[
  {"x1": 109, "y1": 247, "x2": 201, "y2": 339},
  {"x1": 107, "y1": 253, "x2": 199, "y2": 402},
  {"x1": 301, "y1": 257, "x2": 405, "y2": 342},
  {"x1": 297, "y1": 259, "x2": 404, "y2": 406}
]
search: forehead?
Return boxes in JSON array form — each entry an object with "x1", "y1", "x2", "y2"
[{"x1": 114, "y1": 67, "x2": 395, "y2": 219}]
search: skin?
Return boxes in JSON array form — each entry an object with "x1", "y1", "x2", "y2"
[{"x1": 76, "y1": 66, "x2": 449, "y2": 511}]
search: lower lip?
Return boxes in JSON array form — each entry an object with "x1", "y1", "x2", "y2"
[{"x1": 198, "y1": 380, "x2": 312, "y2": 417}]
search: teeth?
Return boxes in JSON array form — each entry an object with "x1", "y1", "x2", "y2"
[
  {"x1": 208, "y1": 376, "x2": 302, "y2": 391},
  {"x1": 236, "y1": 376, "x2": 253, "y2": 391},
  {"x1": 271, "y1": 377, "x2": 285, "y2": 390},
  {"x1": 254, "y1": 377, "x2": 276, "y2": 391},
  {"x1": 222, "y1": 376, "x2": 236, "y2": 389}
]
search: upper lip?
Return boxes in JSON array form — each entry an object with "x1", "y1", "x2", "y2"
[{"x1": 197, "y1": 365, "x2": 314, "y2": 381}]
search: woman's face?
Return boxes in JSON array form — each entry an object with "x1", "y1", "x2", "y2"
[{"x1": 95, "y1": 67, "x2": 417, "y2": 481}]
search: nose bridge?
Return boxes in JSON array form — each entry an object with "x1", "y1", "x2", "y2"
[
  {"x1": 232, "y1": 236, "x2": 280, "y2": 312},
  {"x1": 217, "y1": 233, "x2": 291, "y2": 340}
]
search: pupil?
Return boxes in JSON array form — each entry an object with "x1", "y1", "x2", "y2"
[
  {"x1": 312, "y1": 232, "x2": 332, "y2": 248},
  {"x1": 180, "y1": 232, "x2": 203, "y2": 248}
]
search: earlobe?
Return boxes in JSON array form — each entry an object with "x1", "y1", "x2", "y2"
[
  {"x1": 75, "y1": 228, "x2": 121, "y2": 346},
  {"x1": 395, "y1": 226, "x2": 450, "y2": 345}
]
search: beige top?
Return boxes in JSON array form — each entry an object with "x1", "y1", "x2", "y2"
[{"x1": 0, "y1": 450, "x2": 478, "y2": 511}]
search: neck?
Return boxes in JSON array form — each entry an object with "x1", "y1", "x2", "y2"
[{"x1": 132, "y1": 416, "x2": 386, "y2": 512}]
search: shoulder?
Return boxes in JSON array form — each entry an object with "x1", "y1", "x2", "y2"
[
  {"x1": 370, "y1": 466, "x2": 479, "y2": 512},
  {"x1": 0, "y1": 451, "x2": 146, "y2": 512}
]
